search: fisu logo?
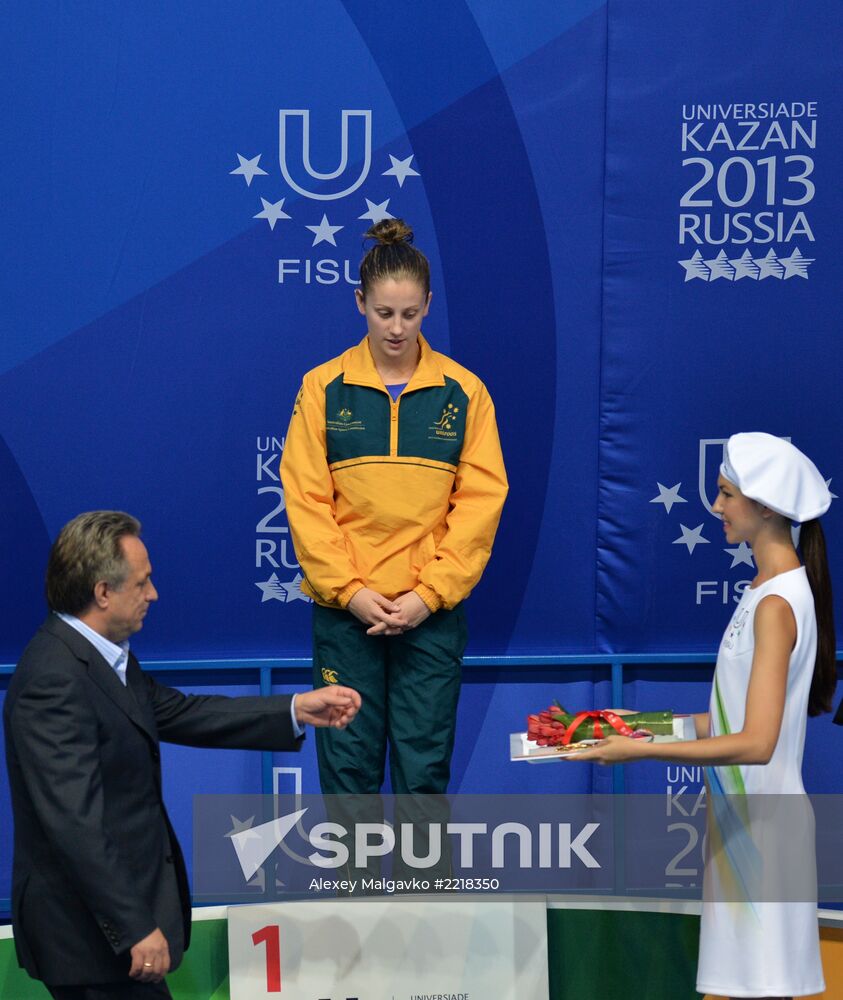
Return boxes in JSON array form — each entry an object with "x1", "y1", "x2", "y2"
[
  {"x1": 279, "y1": 109, "x2": 373, "y2": 200},
  {"x1": 231, "y1": 108, "x2": 419, "y2": 285},
  {"x1": 650, "y1": 438, "x2": 755, "y2": 604}
]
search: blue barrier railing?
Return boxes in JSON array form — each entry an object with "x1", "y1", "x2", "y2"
[
  {"x1": 1, "y1": 650, "x2": 724, "y2": 801},
  {"x1": 0, "y1": 651, "x2": 724, "y2": 676},
  {"x1": 2, "y1": 652, "x2": 842, "y2": 920}
]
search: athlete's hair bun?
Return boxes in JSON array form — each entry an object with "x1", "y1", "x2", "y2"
[
  {"x1": 365, "y1": 218, "x2": 414, "y2": 245},
  {"x1": 358, "y1": 217, "x2": 429, "y2": 296}
]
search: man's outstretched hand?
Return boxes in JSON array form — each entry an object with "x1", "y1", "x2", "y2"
[{"x1": 295, "y1": 686, "x2": 361, "y2": 729}]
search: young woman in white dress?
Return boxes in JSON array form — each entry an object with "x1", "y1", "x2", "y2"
[{"x1": 576, "y1": 432, "x2": 837, "y2": 999}]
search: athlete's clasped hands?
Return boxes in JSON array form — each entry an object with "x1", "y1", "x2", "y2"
[{"x1": 347, "y1": 587, "x2": 431, "y2": 636}]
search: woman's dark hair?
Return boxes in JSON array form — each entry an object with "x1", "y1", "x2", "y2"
[
  {"x1": 358, "y1": 218, "x2": 430, "y2": 298},
  {"x1": 800, "y1": 518, "x2": 837, "y2": 715}
]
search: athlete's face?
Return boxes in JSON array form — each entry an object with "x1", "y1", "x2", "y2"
[
  {"x1": 356, "y1": 278, "x2": 431, "y2": 372},
  {"x1": 712, "y1": 475, "x2": 765, "y2": 544}
]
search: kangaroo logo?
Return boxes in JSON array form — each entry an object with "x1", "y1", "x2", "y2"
[
  {"x1": 432, "y1": 403, "x2": 460, "y2": 431},
  {"x1": 279, "y1": 109, "x2": 372, "y2": 201},
  {"x1": 321, "y1": 667, "x2": 339, "y2": 685}
]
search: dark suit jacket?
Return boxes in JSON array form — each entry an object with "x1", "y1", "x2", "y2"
[{"x1": 3, "y1": 614, "x2": 302, "y2": 986}]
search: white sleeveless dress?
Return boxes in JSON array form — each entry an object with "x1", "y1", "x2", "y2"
[{"x1": 696, "y1": 566, "x2": 825, "y2": 998}]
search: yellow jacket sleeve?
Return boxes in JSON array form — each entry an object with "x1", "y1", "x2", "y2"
[
  {"x1": 415, "y1": 383, "x2": 508, "y2": 611},
  {"x1": 279, "y1": 376, "x2": 365, "y2": 608}
]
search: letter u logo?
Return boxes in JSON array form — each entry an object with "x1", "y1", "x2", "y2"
[
  {"x1": 279, "y1": 109, "x2": 372, "y2": 200},
  {"x1": 698, "y1": 438, "x2": 728, "y2": 515}
]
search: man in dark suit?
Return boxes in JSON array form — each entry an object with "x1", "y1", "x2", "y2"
[{"x1": 4, "y1": 511, "x2": 361, "y2": 999}]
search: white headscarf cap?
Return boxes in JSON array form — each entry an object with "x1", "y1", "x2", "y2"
[{"x1": 720, "y1": 432, "x2": 831, "y2": 523}]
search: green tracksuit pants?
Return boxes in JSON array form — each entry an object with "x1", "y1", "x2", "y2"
[{"x1": 311, "y1": 602, "x2": 467, "y2": 795}]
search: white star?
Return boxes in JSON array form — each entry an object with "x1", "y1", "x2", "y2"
[
  {"x1": 383, "y1": 154, "x2": 420, "y2": 188},
  {"x1": 779, "y1": 247, "x2": 815, "y2": 279},
  {"x1": 678, "y1": 250, "x2": 710, "y2": 281},
  {"x1": 281, "y1": 573, "x2": 311, "y2": 603},
  {"x1": 826, "y1": 478, "x2": 838, "y2": 500},
  {"x1": 230, "y1": 153, "x2": 268, "y2": 186},
  {"x1": 754, "y1": 248, "x2": 784, "y2": 280},
  {"x1": 650, "y1": 482, "x2": 688, "y2": 515},
  {"x1": 672, "y1": 523, "x2": 710, "y2": 554},
  {"x1": 306, "y1": 214, "x2": 344, "y2": 247},
  {"x1": 724, "y1": 541, "x2": 754, "y2": 569},
  {"x1": 705, "y1": 250, "x2": 735, "y2": 281},
  {"x1": 255, "y1": 573, "x2": 286, "y2": 603},
  {"x1": 225, "y1": 815, "x2": 261, "y2": 841},
  {"x1": 358, "y1": 198, "x2": 394, "y2": 224},
  {"x1": 254, "y1": 198, "x2": 291, "y2": 231},
  {"x1": 730, "y1": 249, "x2": 760, "y2": 280}
]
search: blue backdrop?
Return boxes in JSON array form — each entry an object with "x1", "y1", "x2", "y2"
[{"x1": 2, "y1": 1, "x2": 842, "y2": 904}]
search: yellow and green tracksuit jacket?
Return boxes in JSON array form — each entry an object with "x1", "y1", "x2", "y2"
[{"x1": 280, "y1": 334, "x2": 508, "y2": 612}]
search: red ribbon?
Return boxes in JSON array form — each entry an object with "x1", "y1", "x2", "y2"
[{"x1": 560, "y1": 710, "x2": 637, "y2": 745}]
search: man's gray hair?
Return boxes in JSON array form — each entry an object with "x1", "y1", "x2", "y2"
[{"x1": 46, "y1": 511, "x2": 142, "y2": 615}]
